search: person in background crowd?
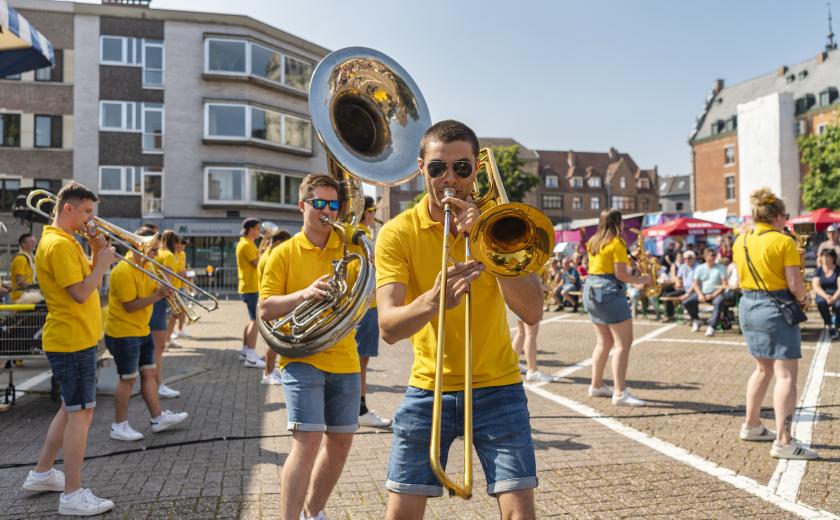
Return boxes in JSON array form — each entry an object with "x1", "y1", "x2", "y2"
[
  {"x1": 558, "y1": 256, "x2": 581, "y2": 312},
  {"x1": 721, "y1": 250, "x2": 739, "y2": 307},
  {"x1": 813, "y1": 249, "x2": 840, "y2": 340},
  {"x1": 171, "y1": 238, "x2": 191, "y2": 340},
  {"x1": 237, "y1": 218, "x2": 266, "y2": 369},
  {"x1": 817, "y1": 224, "x2": 840, "y2": 270},
  {"x1": 10, "y1": 233, "x2": 37, "y2": 302},
  {"x1": 685, "y1": 248, "x2": 728, "y2": 336},
  {"x1": 257, "y1": 228, "x2": 292, "y2": 385},
  {"x1": 575, "y1": 252, "x2": 589, "y2": 280},
  {"x1": 152, "y1": 230, "x2": 184, "y2": 399},
  {"x1": 661, "y1": 250, "x2": 698, "y2": 322}
]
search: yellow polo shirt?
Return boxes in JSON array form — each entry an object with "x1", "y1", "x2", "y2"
[
  {"x1": 359, "y1": 223, "x2": 376, "y2": 310},
  {"x1": 260, "y1": 229, "x2": 360, "y2": 373},
  {"x1": 237, "y1": 237, "x2": 259, "y2": 294},
  {"x1": 375, "y1": 194, "x2": 520, "y2": 392},
  {"x1": 257, "y1": 251, "x2": 270, "y2": 284},
  {"x1": 172, "y1": 250, "x2": 186, "y2": 289},
  {"x1": 588, "y1": 236, "x2": 630, "y2": 275},
  {"x1": 36, "y1": 226, "x2": 101, "y2": 352},
  {"x1": 9, "y1": 253, "x2": 34, "y2": 302},
  {"x1": 733, "y1": 223, "x2": 800, "y2": 291},
  {"x1": 105, "y1": 259, "x2": 157, "y2": 338}
]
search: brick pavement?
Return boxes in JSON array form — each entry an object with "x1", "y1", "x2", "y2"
[{"x1": 0, "y1": 302, "x2": 837, "y2": 518}]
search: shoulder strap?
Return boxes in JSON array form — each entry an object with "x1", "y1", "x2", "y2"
[{"x1": 743, "y1": 233, "x2": 771, "y2": 292}]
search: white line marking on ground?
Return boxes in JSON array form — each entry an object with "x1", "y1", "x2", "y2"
[
  {"x1": 508, "y1": 313, "x2": 572, "y2": 332},
  {"x1": 525, "y1": 385, "x2": 838, "y2": 519},
  {"x1": 638, "y1": 337, "x2": 748, "y2": 347},
  {"x1": 16, "y1": 369, "x2": 52, "y2": 391},
  {"x1": 767, "y1": 329, "x2": 832, "y2": 501},
  {"x1": 824, "y1": 372, "x2": 840, "y2": 378}
]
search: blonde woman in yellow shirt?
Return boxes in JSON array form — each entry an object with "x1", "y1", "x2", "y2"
[
  {"x1": 583, "y1": 209, "x2": 651, "y2": 407},
  {"x1": 732, "y1": 188, "x2": 817, "y2": 460},
  {"x1": 22, "y1": 183, "x2": 116, "y2": 516},
  {"x1": 152, "y1": 230, "x2": 183, "y2": 399}
]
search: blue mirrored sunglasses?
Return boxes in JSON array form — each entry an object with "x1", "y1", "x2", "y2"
[{"x1": 306, "y1": 198, "x2": 341, "y2": 211}]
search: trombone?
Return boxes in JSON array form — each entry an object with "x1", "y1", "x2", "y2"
[
  {"x1": 26, "y1": 189, "x2": 219, "y2": 314},
  {"x1": 430, "y1": 150, "x2": 554, "y2": 499}
]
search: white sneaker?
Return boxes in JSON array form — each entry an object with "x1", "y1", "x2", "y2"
[
  {"x1": 170, "y1": 331, "x2": 180, "y2": 341},
  {"x1": 58, "y1": 488, "x2": 114, "y2": 516},
  {"x1": 612, "y1": 390, "x2": 647, "y2": 407},
  {"x1": 739, "y1": 423, "x2": 776, "y2": 441},
  {"x1": 244, "y1": 355, "x2": 266, "y2": 369},
  {"x1": 178, "y1": 329, "x2": 191, "y2": 338},
  {"x1": 691, "y1": 320, "x2": 701, "y2": 332},
  {"x1": 22, "y1": 468, "x2": 65, "y2": 492},
  {"x1": 359, "y1": 410, "x2": 392, "y2": 429},
  {"x1": 588, "y1": 384, "x2": 613, "y2": 397},
  {"x1": 158, "y1": 384, "x2": 180, "y2": 399},
  {"x1": 238, "y1": 347, "x2": 249, "y2": 360},
  {"x1": 525, "y1": 370, "x2": 561, "y2": 383},
  {"x1": 770, "y1": 439, "x2": 819, "y2": 460},
  {"x1": 261, "y1": 371, "x2": 282, "y2": 385},
  {"x1": 110, "y1": 421, "x2": 144, "y2": 442},
  {"x1": 168, "y1": 339, "x2": 181, "y2": 348},
  {"x1": 705, "y1": 326, "x2": 715, "y2": 337},
  {"x1": 300, "y1": 511, "x2": 327, "y2": 520},
  {"x1": 151, "y1": 410, "x2": 189, "y2": 433}
]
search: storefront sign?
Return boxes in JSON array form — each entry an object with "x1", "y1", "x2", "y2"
[{"x1": 173, "y1": 221, "x2": 242, "y2": 237}]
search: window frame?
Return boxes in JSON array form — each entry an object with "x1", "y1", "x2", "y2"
[
  {"x1": 99, "y1": 166, "x2": 142, "y2": 196},
  {"x1": 724, "y1": 144, "x2": 736, "y2": 166},
  {"x1": 99, "y1": 101, "x2": 141, "y2": 132},
  {"x1": 724, "y1": 174, "x2": 736, "y2": 202},
  {"x1": 588, "y1": 176, "x2": 602, "y2": 188},
  {"x1": 203, "y1": 37, "x2": 314, "y2": 93},
  {"x1": 542, "y1": 194, "x2": 563, "y2": 209},
  {"x1": 204, "y1": 102, "x2": 313, "y2": 153},
  {"x1": 572, "y1": 196, "x2": 582, "y2": 210},
  {"x1": 142, "y1": 40, "x2": 165, "y2": 88},
  {"x1": 203, "y1": 166, "x2": 305, "y2": 208},
  {"x1": 570, "y1": 177, "x2": 583, "y2": 189},
  {"x1": 637, "y1": 178, "x2": 650, "y2": 189},
  {"x1": 0, "y1": 112, "x2": 22, "y2": 147},
  {"x1": 34, "y1": 114, "x2": 63, "y2": 149},
  {"x1": 590, "y1": 196, "x2": 600, "y2": 210},
  {"x1": 204, "y1": 38, "x2": 250, "y2": 76},
  {"x1": 544, "y1": 175, "x2": 558, "y2": 189},
  {"x1": 142, "y1": 103, "x2": 165, "y2": 153}
]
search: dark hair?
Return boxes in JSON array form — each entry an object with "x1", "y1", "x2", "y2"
[
  {"x1": 57, "y1": 182, "x2": 97, "y2": 209},
  {"x1": 270, "y1": 229, "x2": 292, "y2": 248},
  {"x1": 821, "y1": 248, "x2": 838, "y2": 265},
  {"x1": 364, "y1": 196, "x2": 376, "y2": 211},
  {"x1": 160, "y1": 229, "x2": 179, "y2": 252},
  {"x1": 141, "y1": 222, "x2": 160, "y2": 233},
  {"x1": 587, "y1": 209, "x2": 624, "y2": 255},
  {"x1": 18, "y1": 233, "x2": 33, "y2": 246},
  {"x1": 419, "y1": 120, "x2": 480, "y2": 161},
  {"x1": 134, "y1": 227, "x2": 157, "y2": 238}
]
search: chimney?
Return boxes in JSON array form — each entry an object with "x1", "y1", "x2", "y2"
[
  {"x1": 818, "y1": 51, "x2": 828, "y2": 64},
  {"x1": 777, "y1": 65, "x2": 788, "y2": 77},
  {"x1": 567, "y1": 150, "x2": 575, "y2": 167},
  {"x1": 608, "y1": 147, "x2": 617, "y2": 161},
  {"x1": 712, "y1": 79, "x2": 724, "y2": 94}
]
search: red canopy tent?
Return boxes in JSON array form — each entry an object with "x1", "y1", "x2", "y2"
[
  {"x1": 642, "y1": 217, "x2": 731, "y2": 237},
  {"x1": 787, "y1": 208, "x2": 840, "y2": 232}
]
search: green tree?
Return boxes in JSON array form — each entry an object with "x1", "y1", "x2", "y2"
[
  {"x1": 799, "y1": 122, "x2": 840, "y2": 210},
  {"x1": 475, "y1": 145, "x2": 540, "y2": 202}
]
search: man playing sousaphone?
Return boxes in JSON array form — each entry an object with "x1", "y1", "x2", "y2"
[{"x1": 376, "y1": 120, "x2": 542, "y2": 519}]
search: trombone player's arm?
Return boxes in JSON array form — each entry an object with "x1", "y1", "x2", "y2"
[{"x1": 259, "y1": 275, "x2": 331, "y2": 322}]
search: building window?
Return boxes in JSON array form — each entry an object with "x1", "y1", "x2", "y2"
[
  {"x1": 142, "y1": 40, "x2": 164, "y2": 87},
  {"x1": 818, "y1": 123, "x2": 828, "y2": 135},
  {"x1": 142, "y1": 167, "x2": 163, "y2": 216},
  {"x1": 99, "y1": 166, "x2": 141, "y2": 195},
  {"x1": 590, "y1": 197, "x2": 600, "y2": 210},
  {"x1": 544, "y1": 175, "x2": 558, "y2": 188},
  {"x1": 611, "y1": 196, "x2": 636, "y2": 210},
  {"x1": 0, "y1": 113, "x2": 21, "y2": 147},
  {"x1": 638, "y1": 178, "x2": 650, "y2": 189},
  {"x1": 710, "y1": 119, "x2": 725, "y2": 135},
  {"x1": 724, "y1": 145, "x2": 735, "y2": 165},
  {"x1": 35, "y1": 50, "x2": 63, "y2": 82},
  {"x1": 676, "y1": 202, "x2": 684, "y2": 211},
  {"x1": 725, "y1": 175, "x2": 736, "y2": 201},
  {"x1": 205, "y1": 103, "x2": 312, "y2": 152},
  {"x1": 204, "y1": 167, "x2": 304, "y2": 206},
  {"x1": 100, "y1": 36, "x2": 143, "y2": 66},
  {"x1": 641, "y1": 199, "x2": 649, "y2": 211},
  {"x1": 619, "y1": 176, "x2": 626, "y2": 189},
  {"x1": 0, "y1": 178, "x2": 21, "y2": 212},
  {"x1": 34, "y1": 179, "x2": 62, "y2": 194},
  {"x1": 35, "y1": 115, "x2": 63, "y2": 148},
  {"x1": 206, "y1": 168, "x2": 246, "y2": 202},
  {"x1": 724, "y1": 116, "x2": 737, "y2": 132},
  {"x1": 204, "y1": 38, "x2": 314, "y2": 92},
  {"x1": 100, "y1": 101, "x2": 142, "y2": 131},
  {"x1": 542, "y1": 194, "x2": 563, "y2": 209},
  {"x1": 572, "y1": 196, "x2": 582, "y2": 210},
  {"x1": 796, "y1": 119, "x2": 810, "y2": 136},
  {"x1": 570, "y1": 177, "x2": 583, "y2": 188},
  {"x1": 142, "y1": 104, "x2": 164, "y2": 152},
  {"x1": 795, "y1": 95, "x2": 816, "y2": 114},
  {"x1": 819, "y1": 88, "x2": 838, "y2": 107},
  {"x1": 588, "y1": 176, "x2": 601, "y2": 188}
]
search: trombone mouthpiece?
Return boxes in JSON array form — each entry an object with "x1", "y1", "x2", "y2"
[{"x1": 443, "y1": 188, "x2": 455, "y2": 199}]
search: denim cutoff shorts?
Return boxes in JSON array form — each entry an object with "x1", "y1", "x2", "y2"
[
  {"x1": 280, "y1": 362, "x2": 361, "y2": 433},
  {"x1": 105, "y1": 334, "x2": 156, "y2": 379},
  {"x1": 149, "y1": 298, "x2": 169, "y2": 331},
  {"x1": 241, "y1": 292, "x2": 259, "y2": 321},
  {"x1": 46, "y1": 346, "x2": 98, "y2": 412},
  {"x1": 739, "y1": 290, "x2": 802, "y2": 360},
  {"x1": 583, "y1": 274, "x2": 631, "y2": 324},
  {"x1": 355, "y1": 308, "x2": 379, "y2": 357},
  {"x1": 386, "y1": 383, "x2": 538, "y2": 497}
]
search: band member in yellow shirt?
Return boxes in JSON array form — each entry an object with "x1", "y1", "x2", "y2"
[
  {"x1": 171, "y1": 237, "x2": 191, "y2": 339},
  {"x1": 257, "y1": 227, "x2": 291, "y2": 385},
  {"x1": 376, "y1": 121, "x2": 542, "y2": 519},
  {"x1": 238, "y1": 218, "x2": 266, "y2": 369},
  {"x1": 260, "y1": 174, "x2": 361, "y2": 520},
  {"x1": 153, "y1": 230, "x2": 183, "y2": 399},
  {"x1": 105, "y1": 228, "x2": 189, "y2": 442},
  {"x1": 9, "y1": 232, "x2": 37, "y2": 302},
  {"x1": 21, "y1": 182, "x2": 116, "y2": 516}
]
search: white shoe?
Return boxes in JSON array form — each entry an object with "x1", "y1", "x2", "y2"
[
  {"x1": 588, "y1": 384, "x2": 613, "y2": 397},
  {"x1": 770, "y1": 438, "x2": 819, "y2": 460},
  {"x1": 525, "y1": 370, "x2": 561, "y2": 383},
  {"x1": 158, "y1": 384, "x2": 180, "y2": 399},
  {"x1": 151, "y1": 410, "x2": 189, "y2": 433},
  {"x1": 170, "y1": 331, "x2": 179, "y2": 341},
  {"x1": 300, "y1": 511, "x2": 327, "y2": 520},
  {"x1": 739, "y1": 423, "x2": 776, "y2": 441},
  {"x1": 168, "y1": 339, "x2": 181, "y2": 348},
  {"x1": 261, "y1": 371, "x2": 282, "y2": 385},
  {"x1": 359, "y1": 410, "x2": 392, "y2": 429},
  {"x1": 22, "y1": 468, "x2": 65, "y2": 492},
  {"x1": 109, "y1": 421, "x2": 144, "y2": 442},
  {"x1": 691, "y1": 320, "x2": 701, "y2": 332},
  {"x1": 705, "y1": 326, "x2": 715, "y2": 337},
  {"x1": 238, "y1": 347, "x2": 249, "y2": 360},
  {"x1": 58, "y1": 488, "x2": 114, "y2": 516},
  {"x1": 244, "y1": 355, "x2": 266, "y2": 368},
  {"x1": 612, "y1": 390, "x2": 647, "y2": 407},
  {"x1": 178, "y1": 329, "x2": 191, "y2": 338}
]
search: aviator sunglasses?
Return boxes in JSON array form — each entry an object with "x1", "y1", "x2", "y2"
[
  {"x1": 306, "y1": 198, "x2": 341, "y2": 211},
  {"x1": 424, "y1": 159, "x2": 474, "y2": 179}
]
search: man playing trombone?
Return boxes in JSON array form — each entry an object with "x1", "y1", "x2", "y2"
[{"x1": 376, "y1": 120, "x2": 542, "y2": 519}]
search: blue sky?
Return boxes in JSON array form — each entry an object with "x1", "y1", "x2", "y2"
[{"x1": 73, "y1": 0, "x2": 836, "y2": 177}]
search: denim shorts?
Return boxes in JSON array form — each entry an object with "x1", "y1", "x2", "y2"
[
  {"x1": 241, "y1": 292, "x2": 258, "y2": 321},
  {"x1": 355, "y1": 307, "x2": 379, "y2": 357},
  {"x1": 105, "y1": 334, "x2": 156, "y2": 380},
  {"x1": 583, "y1": 274, "x2": 631, "y2": 324},
  {"x1": 739, "y1": 291, "x2": 802, "y2": 360},
  {"x1": 149, "y1": 298, "x2": 169, "y2": 331},
  {"x1": 386, "y1": 383, "x2": 538, "y2": 497},
  {"x1": 280, "y1": 362, "x2": 361, "y2": 433},
  {"x1": 45, "y1": 346, "x2": 97, "y2": 412}
]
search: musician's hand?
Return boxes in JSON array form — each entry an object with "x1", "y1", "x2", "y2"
[
  {"x1": 89, "y1": 233, "x2": 108, "y2": 252},
  {"x1": 442, "y1": 195, "x2": 480, "y2": 236},
  {"x1": 155, "y1": 286, "x2": 172, "y2": 300},
  {"x1": 639, "y1": 274, "x2": 652, "y2": 285},
  {"x1": 95, "y1": 246, "x2": 116, "y2": 269},
  {"x1": 301, "y1": 275, "x2": 332, "y2": 301},
  {"x1": 426, "y1": 260, "x2": 484, "y2": 310}
]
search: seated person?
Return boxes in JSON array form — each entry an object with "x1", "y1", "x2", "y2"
[
  {"x1": 555, "y1": 257, "x2": 581, "y2": 312},
  {"x1": 683, "y1": 248, "x2": 728, "y2": 336},
  {"x1": 662, "y1": 251, "x2": 698, "y2": 321},
  {"x1": 813, "y1": 249, "x2": 840, "y2": 340}
]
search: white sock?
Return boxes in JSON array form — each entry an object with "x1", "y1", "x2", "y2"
[
  {"x1": 31, "y1": 469, "x2": 51, "y2": 479},
  {"x1": 61, "y1": 489, "x2": 82, "y2": 501}
]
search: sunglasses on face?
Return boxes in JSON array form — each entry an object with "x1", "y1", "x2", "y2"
[
  {"x1": 365, "y1": 208, "x2": 377, "y2": 213},
  {"x1": 306, "y1": 198, "x2": 341, "y2": 211},
  {"x1": 424, "y1": 159, "x2": 474, "y2": 179}
]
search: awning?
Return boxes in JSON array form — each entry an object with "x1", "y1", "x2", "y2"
[
  {"x1": 642, "y1": 217, "x2": 731, "y2": 238},
  {"x1": 787, "y1": 208, "x2": 840, "y2": 232},
  {"x1": 0, "y1": 0, "x2": 55, "y2": 77}
]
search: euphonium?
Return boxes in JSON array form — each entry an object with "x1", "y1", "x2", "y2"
[
  {"x1": 630, "y1": 228, "x2": 662, "y2": 297},
  {"x1": 257, "y1": 47, "x2": 430, "y2": 358}
]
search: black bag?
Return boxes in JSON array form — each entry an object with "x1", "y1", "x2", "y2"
[{"x1": 742, "y1": 232, "x2": 807, "y2": 326}]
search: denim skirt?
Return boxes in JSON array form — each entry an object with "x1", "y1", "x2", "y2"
[
  {"x1": 739, "y1": 290, "x2": 801, "y2": 360},
  {"x1": 583, "y1": 274, "x2": 631, "y2": 325}
]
